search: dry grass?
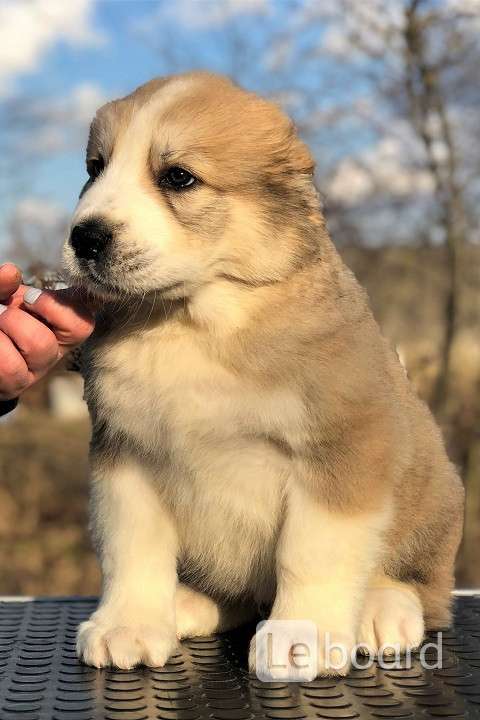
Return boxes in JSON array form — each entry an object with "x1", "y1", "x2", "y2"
[{"x1": 0, "y1": 413, "x2": 100, "y2": 595}]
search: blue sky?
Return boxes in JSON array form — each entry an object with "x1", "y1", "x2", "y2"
[
  {"x1": 3, "y1": 0, "x2": 335, "y2": 251},
  {"x1": 8, "y1": 2, "x2": 171, "y2": 211},
  {"x1": 1, "y1": 0, "x2": 461, "y2": 255}
]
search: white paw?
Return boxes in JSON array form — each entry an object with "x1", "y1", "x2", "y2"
[
  {"x1": 357, "y1": 586, "x2": 425, "y2": 657},
  {"x1": 175, "y1": 585, "x2": 219, "y2": 640},
  {"x1": 317, "y1": 630, "x2": 356, "y2": 676},
  {"x1": 77, "y1": 611, "x2": 178, "y2": 669},
  {"x1": 248, "y1": 625, "x2": 356, "y2": 679}
]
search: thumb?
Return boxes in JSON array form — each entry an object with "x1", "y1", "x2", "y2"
[{"x1": 0, "y1": 263, "x2": 22, "y2": 301}]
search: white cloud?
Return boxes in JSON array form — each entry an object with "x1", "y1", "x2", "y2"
[
  {"x1": 328, "y1": 133, "x2": 434, "y2": 206},
  {"x1": 0, "y1": 0, "x2": 104, "y2": 95},
  {"x1": 140, "y1": 0, "x2": 268, "y2": 31},
  {"x1": 5, "y1": 196, "x2": 69, "y2": 269},
  {"x1": 12, "y1": 196, "x2": 67, "y2": 229},
  {"x1": 321, "y1": 3, "x2": 405, "y2": 61},
  {"x1": 69, "y1": 83, "x2": 107, "y2": 125},
  {"x1": 445, "y1": 0, "x2": 480, "y2": 11},
  {"x1": 319, "y1": 0, "x2": 480, "y2": 67},
  {"x1": 328, "y1": 158, "x2": 373, "y2": 205},
  {"x1": 324, "y1": 116, "x2": 443, "y2": 242},
  {"x1": 11, "y1": 82, "x2": 108, "y2": 157}
]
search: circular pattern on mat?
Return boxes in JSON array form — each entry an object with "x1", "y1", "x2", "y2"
[{"x1": 1, "y1": 597, "x2": 480, "y2": 718}]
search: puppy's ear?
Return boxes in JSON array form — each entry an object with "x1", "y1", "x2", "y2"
[
  {"x1": 240, "y1": 95, "x2": 315, "y2": 178},
  {"x1": 285, "y1": 123, "x2": 315, "y2": 176},
  {"x1": 86, "y1": 99, "x2": 127, "y2": 170},
  {"x1": 162, "y1": 73, "x2": 314, "y2": 183}
]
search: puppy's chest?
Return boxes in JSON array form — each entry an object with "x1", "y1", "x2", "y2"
[
  {"x1": 88, "y1": 325, "x2": 301, "y2": 599},
  {"x1": 88, "y1": 325, "x2": 305, "y2": 463}
]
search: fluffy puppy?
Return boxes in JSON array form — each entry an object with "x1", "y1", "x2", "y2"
[{"x1": 63, "y1": 72, "x2": 464, "y2": 675}]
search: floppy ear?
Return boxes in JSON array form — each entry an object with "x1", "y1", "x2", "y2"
[
  {"x1": 86, "y1": 114, "x2": 103, "y2": 162},
  {"x1": 157, "y1": 74, "x2": 315, "y2": 185},
  {"x1": 285, "y1": 123, "x2": 315, "y2": 176},
  {"x1": 86, "y1": 99, "x2": 126, "y2": 169},
  {"x1": 233, "y1": 93, "x2": 315, "y2": 177},
  {"x1": 236, "y1": 95, "x2": 315, "y2": 179}
]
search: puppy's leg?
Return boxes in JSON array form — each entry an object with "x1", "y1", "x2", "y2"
[
  {"x1": 357, "y1": 575, "x2": 424, "y2": 656},
  {"x1": 359, "y1": 507, "x2": 463, "y2": 656},
  {"x1": 414, "y1": 501, "x2": 464, "y2": 630},
  {"x1": 250, "y1": 483, "x2": 390, "y2": 677},
  {"x1": 176, "y1": 584, "x2": 255, "y2": 639},
  {"x1": 77, "y1": 455, "x2": 178, "y2": 669}
]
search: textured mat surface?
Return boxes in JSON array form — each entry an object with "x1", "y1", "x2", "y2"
[{"x1": 1, "y1": 596, "x2": 480, "y2": 720}]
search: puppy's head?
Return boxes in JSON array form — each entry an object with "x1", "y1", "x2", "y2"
[{"x1": 63, "y1": 72, "x2": 319, "y2": 300}]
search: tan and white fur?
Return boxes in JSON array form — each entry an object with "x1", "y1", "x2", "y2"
[{"x1": 62, "y1": 72, "x2": 465, "y2": 675}]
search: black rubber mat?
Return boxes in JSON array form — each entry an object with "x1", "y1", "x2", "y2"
[{"x1": 1, "y1": 596, "x2": 480, "y2": 720}]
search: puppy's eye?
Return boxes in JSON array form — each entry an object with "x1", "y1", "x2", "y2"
[
  {"x1": 162, "y1": 166, "x2": 196, "y2": 190},
  {"x1": 87, "y1": 157, "x2": 104, "y2": 180}
]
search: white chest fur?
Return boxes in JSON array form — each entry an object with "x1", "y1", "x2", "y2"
[{"x1": 89, "y1": 320, "x2": 305, "y2": 600}]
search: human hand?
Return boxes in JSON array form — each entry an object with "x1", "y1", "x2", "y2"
[{"x1": 0, "y1": 263, "x2": 95, "y2": 402}]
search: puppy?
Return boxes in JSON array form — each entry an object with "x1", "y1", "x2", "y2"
[{"x1": 63, "y1": 72, "x2": 464, "y2": 675}]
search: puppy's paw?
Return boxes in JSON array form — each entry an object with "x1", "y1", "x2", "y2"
[
  {"x1": 248, "y1": 624, "x2": 355, "y2": 679},
  {"x1": 176, "y1": 584, "x2": 220, "y2": 639},
  {"x1": 176, "y1": 584, "x2": 255, "y2": 639},
  {"x1": 77, "y1": 611, "x2": 177, "y2": 669},
  {"x1": 317, "y1": 630, "x2": 356, "y2": 676},
  {"x1": 357, "y1": 586, "x2": 424, "y2": 657}
]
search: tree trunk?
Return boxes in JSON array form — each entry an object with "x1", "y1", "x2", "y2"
[{"x1": 404, "y1": 0, "x2": 471, "y2": 469}]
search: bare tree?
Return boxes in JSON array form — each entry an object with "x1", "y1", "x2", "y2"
[
  {"x1": 5, "y1": 200, "x2": 68, "y2": 277},
  {"x1": 276, "y1": 0, "x2": 479, "y2": 583},
  {"x1": 402, "y1": 1, "x2": 469, "y2": 412},
  {"x1": 282, "y1": 0, "x2": 479, "y2": 451}
]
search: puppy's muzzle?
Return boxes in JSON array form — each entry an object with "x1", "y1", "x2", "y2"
[{"x1": 70, "y1": 218, "x2": 113, "y2": 262}]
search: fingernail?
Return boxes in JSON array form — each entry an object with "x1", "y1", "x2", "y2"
[
  {"x1": 0, "y1": 304, "x2": 7, "y2": 315},
  {"x1": 24, "y1": 287, "x2": 42, "y2": 304}
]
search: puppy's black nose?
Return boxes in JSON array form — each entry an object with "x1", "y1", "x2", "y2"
[{"x1": 70, "y1": 219, "x2": 112, "y2": 261}]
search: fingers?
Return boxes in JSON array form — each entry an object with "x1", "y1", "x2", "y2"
[
  {"x1": 0, "y1": 306, "x2": 59, "y2": 372},
  {"x1": 22, "y1": 286, "x2": 95, "y2": 353},
  {"x1": 0, "y1": 275, "x2": 96, "y2": 402},
  {"x1": 0, "y1": 263, "x2": 22, "y2": 301},
  {"x1": 0, "y1": 332, "x2": 30, "y2": 401}
]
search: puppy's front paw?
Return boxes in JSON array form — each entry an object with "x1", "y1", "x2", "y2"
[
  {"x1": 175, "y1": 584, "x2": 220, "y2": 639},
  {"x1": 317, "y1": 630, "x2": 356, "y2": 676},
  {"x1": 357, "y1": 586, "x2": 424, "y2": 657},
  {"x1": 249, "y1": 623, "x2": 355, "y2": 679},
  {"x1": 77, "y1": 611, "x2": 177, "y2": 669}
]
